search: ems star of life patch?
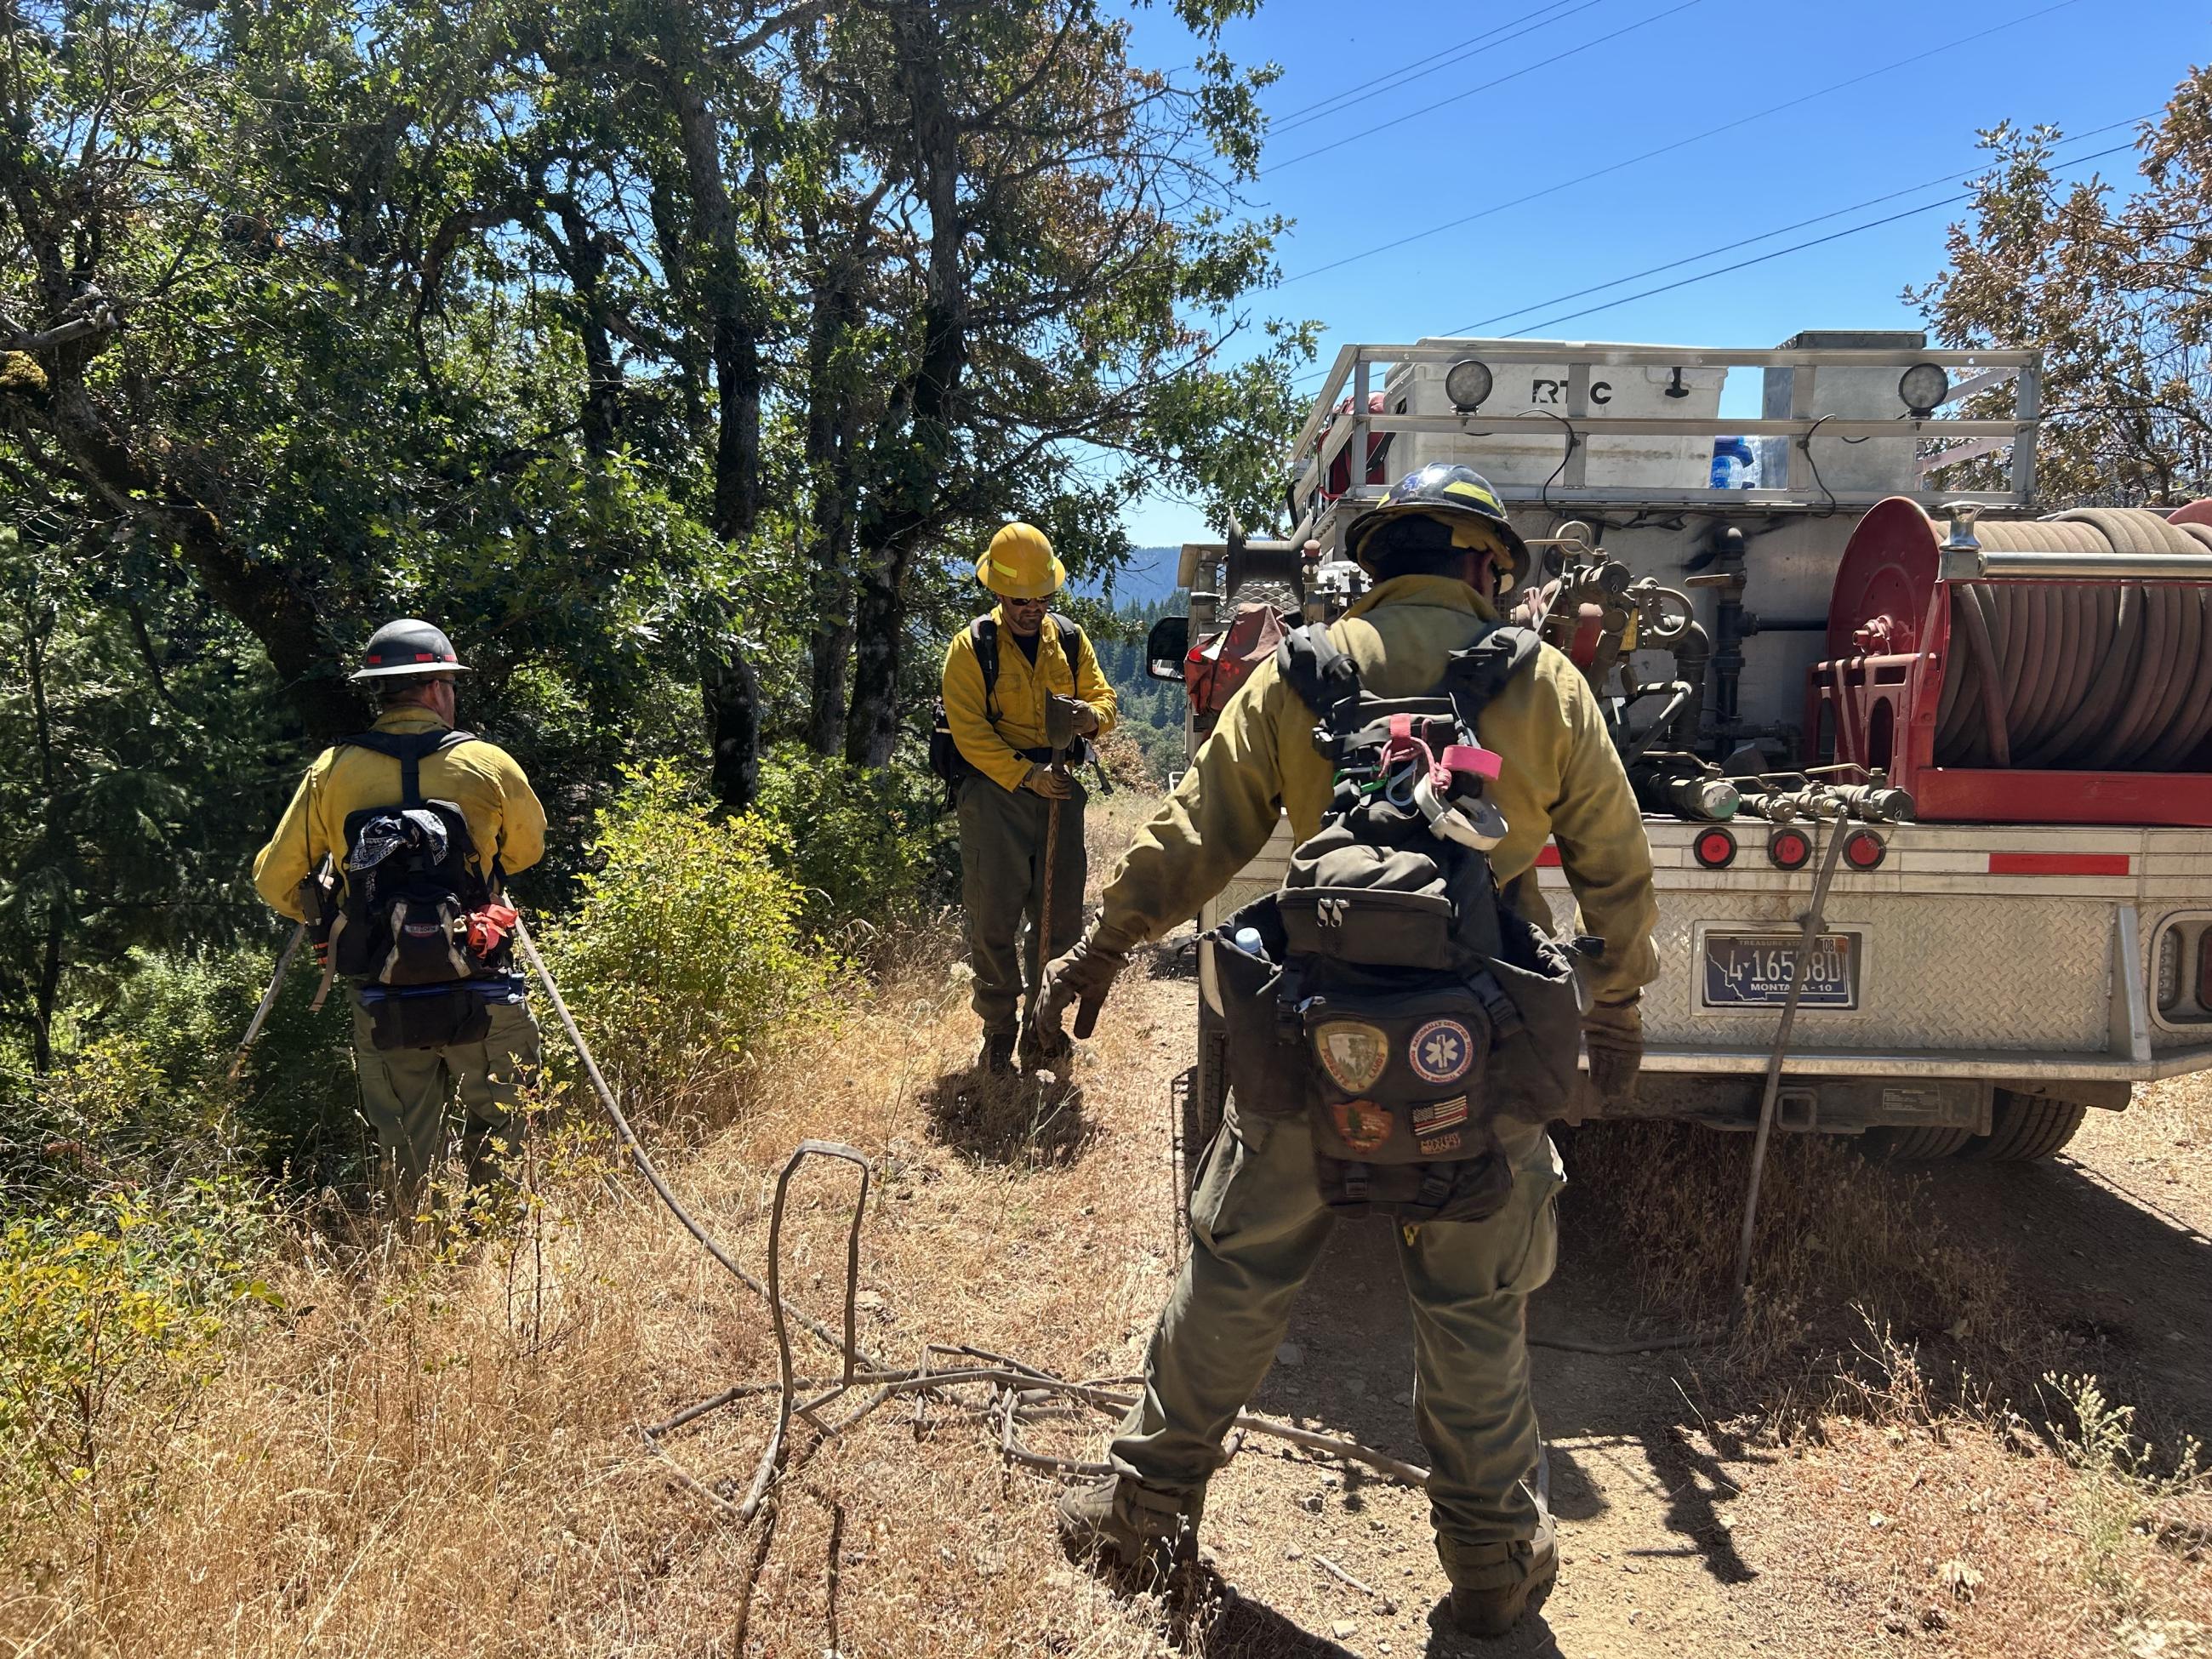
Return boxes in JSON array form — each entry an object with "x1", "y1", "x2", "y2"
[
  {"x1": 1410, "y1": 1018, "x2": 1474, "y2": 1086},
  {"x1": 1314, "y1": 1022, "x2": 1389, "y2": 1093},
  {"x1": 1331, "y1": 1098, "x2": 1392, "y2": 1155},
  {"x1": 1411, "y1": 1096, "x2": 1468, "y2": 1137}
]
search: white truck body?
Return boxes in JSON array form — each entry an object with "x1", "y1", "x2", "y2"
[{"x1": 1172, "y1": 332, "x2": 2212, "y2": 1143}]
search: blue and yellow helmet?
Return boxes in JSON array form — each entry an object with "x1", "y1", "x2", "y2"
[{"x1": 1343, "y1": 463, "x2": 1530, "y2": 593}]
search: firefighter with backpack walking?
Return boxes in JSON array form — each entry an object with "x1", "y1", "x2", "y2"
[
  {"x1": 938, "y1": 522, "x2": 1117, "y2": 1075},
  {"x1": 1039, "y1": 465, "x2": 1659, "y2": 1637},
  {"x1": 252, "y1": 619, "x2": 547, "y2": 1211}
]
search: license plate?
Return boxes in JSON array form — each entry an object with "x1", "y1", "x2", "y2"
[{"x1": 1701, "y1": 931, "x2": 1861, "y2": 1010}]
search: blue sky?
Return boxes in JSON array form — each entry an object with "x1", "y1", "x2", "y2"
[{"x1": 1115, "y1": 0, "x2": 2204, "y2": 550}]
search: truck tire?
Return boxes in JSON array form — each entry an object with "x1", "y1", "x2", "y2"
[
  {"x1": 1865, "y1": 1126, "x2": 1978, "y2": 1160},
  {"x1": 1954, "y1": 1092, "x2": 2086, "y2": 1162}
]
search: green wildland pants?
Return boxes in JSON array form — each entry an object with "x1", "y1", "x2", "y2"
[
  {"x1": 1110, "y1": 1107, "x2": 1562, "y2": 1573},
  {"x1": 350, "y1": 995, "x2": 543, "y2": 1204},
  {"x1": 956, "y1": 773, "x2": 1087, "y2": 1033}
]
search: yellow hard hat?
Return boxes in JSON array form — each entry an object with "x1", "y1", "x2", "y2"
[{"x1": 977, "y1": 522, "x2": 1066, "y2": 600}]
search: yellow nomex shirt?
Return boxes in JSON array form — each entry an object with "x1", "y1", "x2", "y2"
[
  {"x1": 939, "y1": 606, "x2": 1119, "y2": 792},
  {"x1": 252, "y1": 707, "x2": 547, "y2": 919}
]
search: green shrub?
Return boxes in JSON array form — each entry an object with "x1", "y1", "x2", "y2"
[
  {"x1": 749, "y1": 742, "x2": 955, "y2": 929},
  {"x1": 100, "y1": 945, "x2": 362, "y2": 1188},
  {"x1": 0, "y1": 1188, "x2": 270, "y2": 1508},
  {"x1": 545, "y1": 765, "x2": 842, "y2": 1101},
  {"x1": 0, "y1": 1042, "x2": 272, "y2": 1514}
]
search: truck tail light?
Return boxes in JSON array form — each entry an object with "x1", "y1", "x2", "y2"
[
  {"x1": 1843, "y1": 830, "x2": 1886, "y2": 869},
  {"x1": 2157, "y1": 929, "x2": 2182, "y2": 1012},
  {"x1": 1768, "y1": 827, "x2": 1812, "y2": 870},
  {"x1": 1692, "y1": 827, "x2": 1737, "y2": 869},
  {"x1": 2200, "y1": 929, "x2": 2212, "y2": 1012}
]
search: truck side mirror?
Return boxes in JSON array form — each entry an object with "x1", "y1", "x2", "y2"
[{"x1": 1145, "y1": 615, "x2": 1189, "y2": 681}]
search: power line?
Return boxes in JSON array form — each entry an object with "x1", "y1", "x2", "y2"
[
  {"x1": 1460, "y1": 114, "x2": 2146, "y2": 334},
  {"x1": 1279, "y1": 0, "x2": 2093, "y2": 285},
  {"x1": 1282, "y1": 124, "x2": 2140, "y2": 391},
  {"x1": 1269, "y1": 0, "x2": 1599, "y2": 136},
  {"x1": 1496, "y1": 137, "x2": 2138, "y2": 338},
  {"x1": 1267, "y1": 0, "x2": 1710, "y2": 173}
]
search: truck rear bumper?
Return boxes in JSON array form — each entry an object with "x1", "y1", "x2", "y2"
[{"x1": 1639, "y1": 1043, "x2": 2212, "y2": 1084}]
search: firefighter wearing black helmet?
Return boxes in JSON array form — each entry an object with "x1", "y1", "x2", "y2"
[
  {"x1": 1039, "y1": 465, "x2": 1658, "y2": 1636},
  {"x1": 253, "y1": 619, "x2": 548, "y2": 1211}
]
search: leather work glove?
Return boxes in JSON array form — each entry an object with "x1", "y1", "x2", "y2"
[
  {"x1": 1023, "y1": 763, "x2": 1075, "y2": 800},
  {"x1": 1040, "y1": 927, "x2": 1131, "y2": 1040},
  {"x1": 1582, "y1": 995, "x2": 1644, "y2": 1101},
  {"x1": 1052, "y1": 693, "x2": 1101, "y2": 738}
]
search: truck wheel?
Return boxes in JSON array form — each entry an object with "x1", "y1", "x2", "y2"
[
  {"x1": 1865, "y1": 1126, "x2": 1977, "y2": 1160},
  {"x1": 1955, "y1": 1092, "x2": 2086, "y2": 1162}
]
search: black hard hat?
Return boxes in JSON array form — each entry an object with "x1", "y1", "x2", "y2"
[
  {"x1": 350, "y1": 618, "x2": 470, "y2": 681},
  {"x1": 1342, "y1": 463, "x2": 1531, "y2": 594}
]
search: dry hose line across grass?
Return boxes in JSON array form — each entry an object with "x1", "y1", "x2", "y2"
[{"x1": 509, "y1": 915, "x2": 1438, "y2": 1528}]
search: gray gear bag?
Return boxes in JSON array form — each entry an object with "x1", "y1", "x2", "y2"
[{"x1": 1210, "y1": 622, "x2": 1582, "y2": 1223}]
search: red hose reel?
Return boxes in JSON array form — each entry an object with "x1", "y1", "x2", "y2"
[{"x1": 1809, "y1": 498, "x2": 2212, "y2": 825}]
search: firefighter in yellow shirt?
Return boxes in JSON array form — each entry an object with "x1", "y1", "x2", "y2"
[
  {"x1": 940, "y1": 523, "x2": 1117, "y2": 1074},
  {"x1": 253, "y1": 619, "x2": 547, "y2": 1207}
]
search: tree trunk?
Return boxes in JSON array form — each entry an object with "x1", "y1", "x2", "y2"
[
  {"x1": 807, "y1": 622, "x2": 853, "y2": 755},
  {"x1": 843, "y1": 564, "x2": 904, "y2": 767},
  {"x1": 23, "y1": 599, "x2": 61, "y2": 1072},
  {"x1": 710, "y1": 314, "x2": 761, "y2": 539},
  {"x1": 550, "y1": 199, "x2": 623, "y2": 458},
  {"x1": 801, "y1": 249, "x2": 864, "y2": 754},
  {"x1": 652, "y1": 38, "x2": 762, "y2": 540},
  {"x1": 703, "y1": 647, "x2": 761, "y2": 810},
  {"x1": 844, "y1": 0, "x2": 970, "y2": 769}
]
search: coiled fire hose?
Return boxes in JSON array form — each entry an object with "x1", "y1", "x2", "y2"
[{"x1": 1936, "y1": 510, "x2": 2212, "y2": 770}]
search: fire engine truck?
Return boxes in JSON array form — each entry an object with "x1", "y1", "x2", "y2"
[{"x1": 1143, "y1": 332, "x2": 2212, "y2": 1161}]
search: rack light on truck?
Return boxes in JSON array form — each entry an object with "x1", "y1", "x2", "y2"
[
  {"x1": 1897, "y1": 362, "x2": 1952, "y2": 418},
  {"x1": 1444, "y1": 358, "x2": 1492, "y2": 413}
]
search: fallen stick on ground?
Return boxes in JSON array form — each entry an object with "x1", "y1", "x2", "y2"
[{"x1": 1317, "y1": 1556, "x2": 1380, "y2": 1598}]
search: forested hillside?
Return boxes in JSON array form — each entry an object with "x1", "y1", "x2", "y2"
[{"x1": 1092, "y1": 592, "x2": 1192, "y2": 785}]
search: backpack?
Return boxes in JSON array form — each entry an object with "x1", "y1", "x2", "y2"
[
  {"x1": 1209, "y1": 621, "x2": 1583, "y2": 1223},
  {"x1": 328, "y1": 728, "x2": 517, "y2": 1052},
  {"x1": 928, "y1": 613, "x2": 1087, "y2": 794}
]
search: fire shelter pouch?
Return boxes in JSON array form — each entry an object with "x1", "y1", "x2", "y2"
[{"x1": 360, "y1": 982, "x2": 493, "y2": 1052}]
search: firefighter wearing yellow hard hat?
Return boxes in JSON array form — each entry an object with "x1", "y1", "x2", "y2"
[{"x1": 938, "y1": 522, "x2": 1117, "y2": 1074}]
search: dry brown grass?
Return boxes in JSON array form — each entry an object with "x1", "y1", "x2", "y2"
[
  {"x1": 1558, "y1": 1119, "x2": 2027, "y2": 1403},
  {"x1": 0, "y1": 930, "x2": 1202, "y2": 1657},
  {"x1": 1733, "y1": 1331, "x2": 2212, "y2": 1658},
  {"x1": 2076, "y1": 1076, "x2": 2212, "y2": 1244}
]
